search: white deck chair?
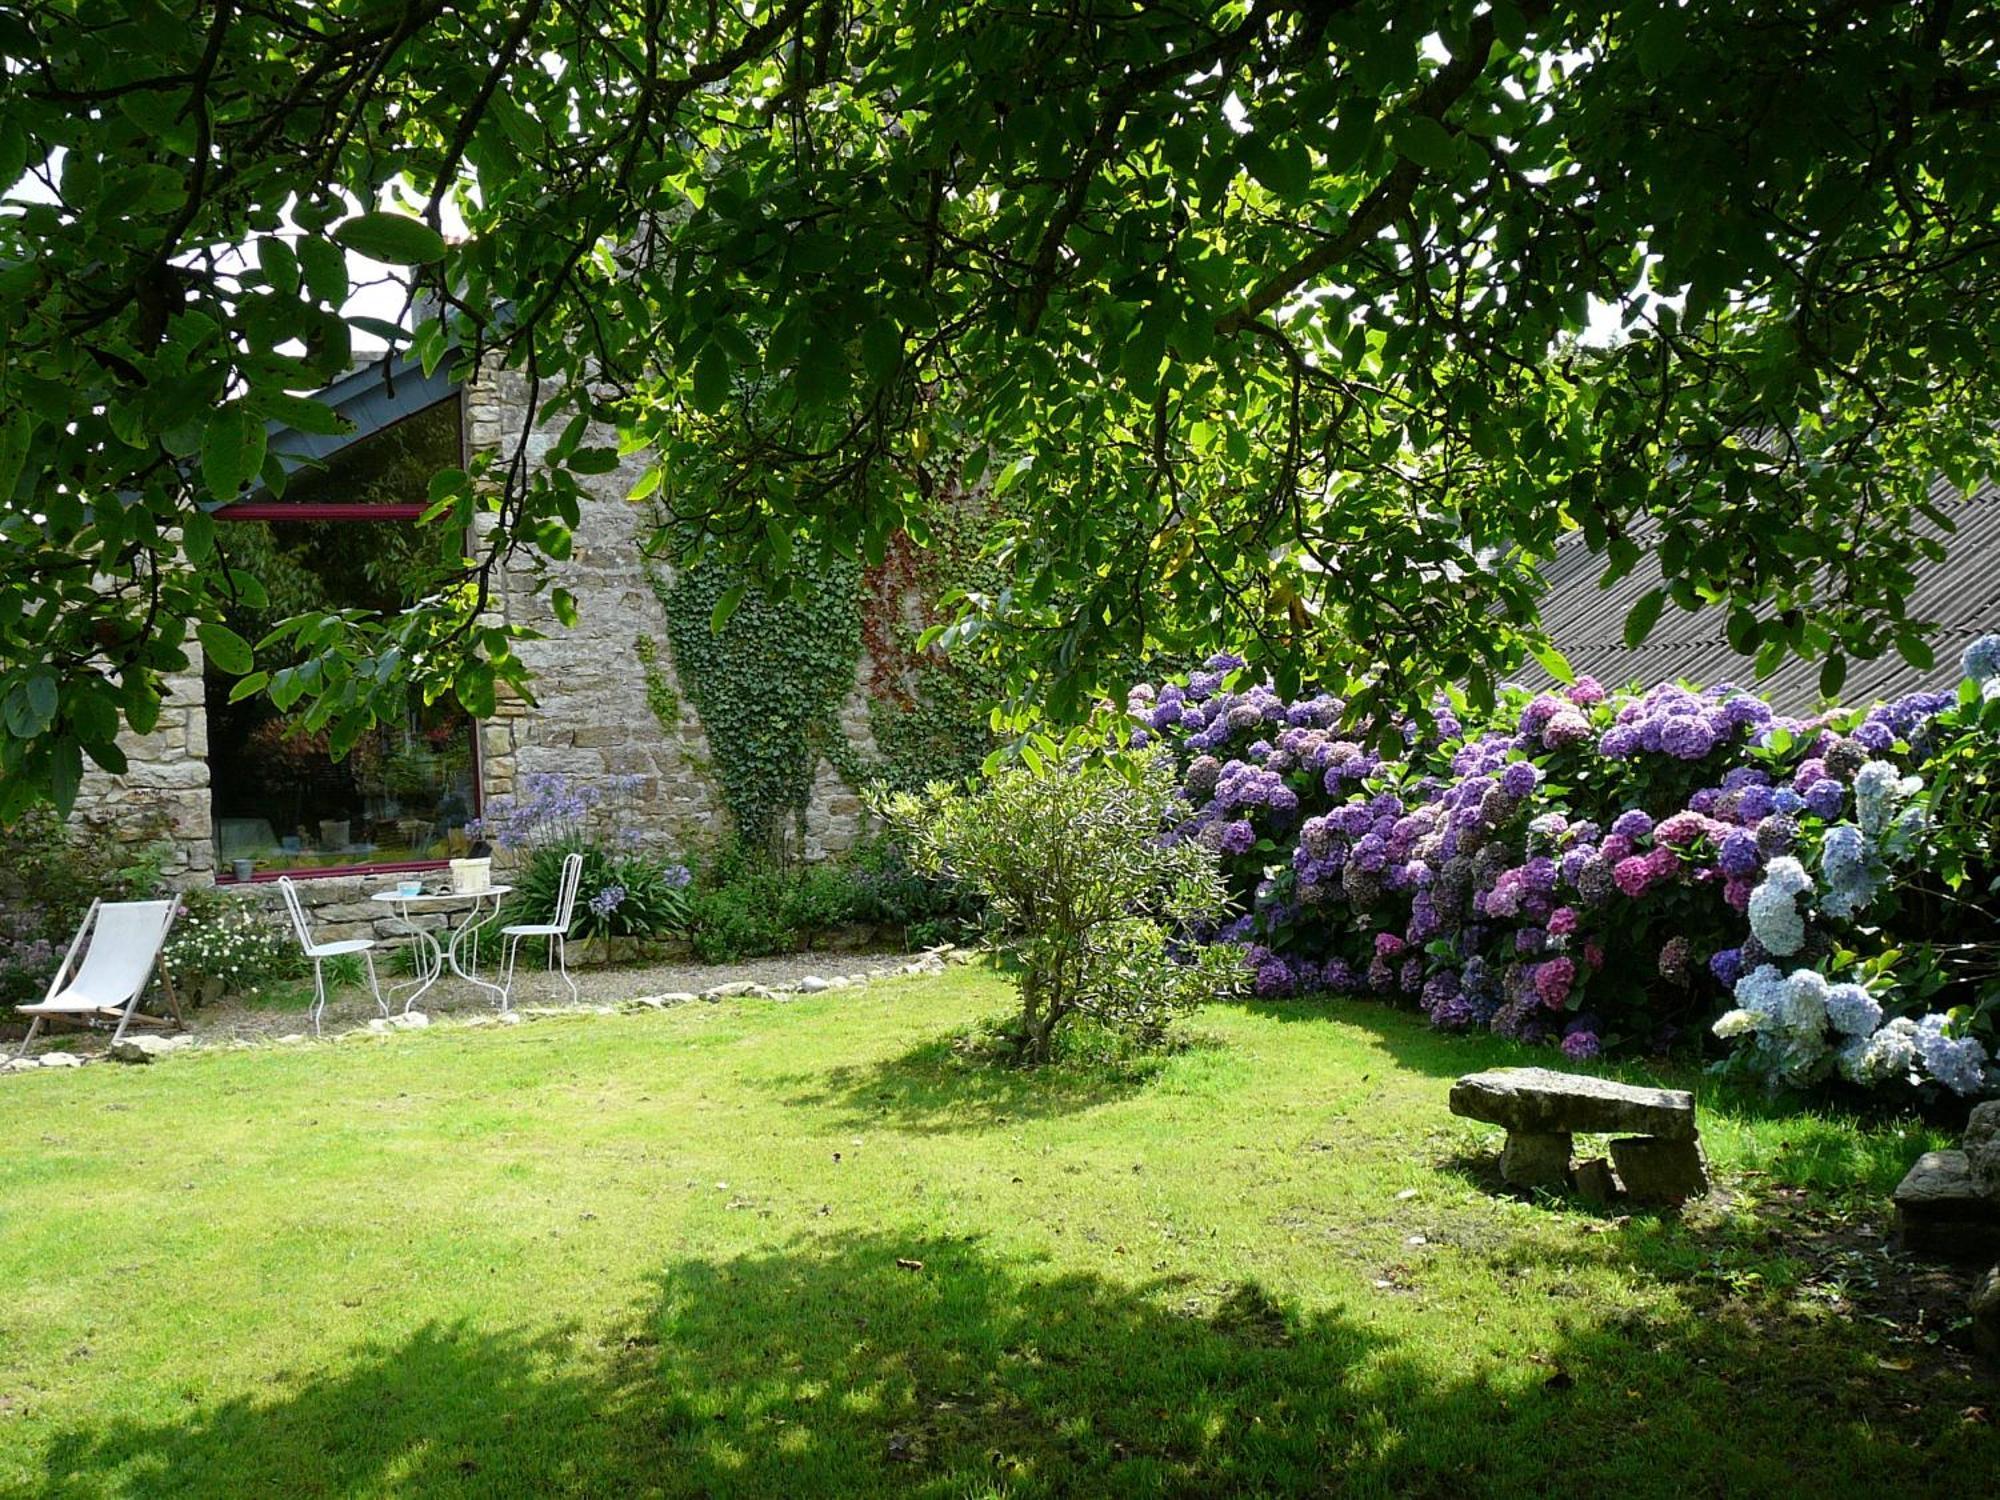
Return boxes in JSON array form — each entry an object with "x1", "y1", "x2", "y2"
[
  {"x1": 277, "y1": 877, "x2": 387, "y2": 1036},
  {"x1": 497, "y1": 851, "x2": 584, "y2": 1010},
  {"x1": 17, "y1": 899, "x2": 182, "y2": 1057}
]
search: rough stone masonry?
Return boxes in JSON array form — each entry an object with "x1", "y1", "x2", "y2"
[{"x1": 1449, "y1": 1066, "x2": 1707, "y2": 1205}]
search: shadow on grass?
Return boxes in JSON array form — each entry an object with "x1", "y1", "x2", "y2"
[
  {"x1": 768, "y1": 1027, "x2": 1166, "y2": 1135},
  {"x1": 30, "y1": 1230, "x2": 1997, "y2": 1499}
]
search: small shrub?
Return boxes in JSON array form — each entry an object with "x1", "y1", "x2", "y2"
[
  {"x1": 161, "y1": 891, "x2": 304, "y2": 1004},
  {"x1": 838, "y1": 832, "x2": 982, "y2": 946},
  {"x1": 685, "y1": 878, "x2": 795, "y2": 963},
  {"x1": 881, "y1": 747, "x2": 1244, "y2": 1064}
]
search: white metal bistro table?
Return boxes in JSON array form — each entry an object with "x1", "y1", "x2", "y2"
[{"x1": 368, "y1": 885, "x2": 514, "y2": 1011}]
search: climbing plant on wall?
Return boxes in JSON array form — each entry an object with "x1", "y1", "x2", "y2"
[
  {"x1": 652, "y1": 543, "x2": 863, "y2": 857},
  {"x1": 859, "y1": 508, "x2": 1002, "y2": 792}
]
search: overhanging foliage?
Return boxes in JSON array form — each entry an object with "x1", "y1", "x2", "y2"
[{"x1": 3, "y1": 0, "x2": 1997, "y2": 810}]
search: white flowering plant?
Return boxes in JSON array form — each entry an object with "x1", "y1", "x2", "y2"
[
  {"x1": 162, "y1": 898, "x2": 304, "y2": 1003},
  {"x1": 1711, "y1": 635, "x2": 2000, "y2": 1099}
]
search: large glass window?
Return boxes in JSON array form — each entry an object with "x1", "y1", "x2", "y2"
[{"x1": 206, "y1": 396, "x2": 478, "y2": 879}]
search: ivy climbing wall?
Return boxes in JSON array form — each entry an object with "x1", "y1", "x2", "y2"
[{"x1": 475, "y1": 366, "x2": 986, "y2": 862}]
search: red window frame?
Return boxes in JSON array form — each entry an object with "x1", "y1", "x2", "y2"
[{"x1": 211, "y1": 394, "x2": 480, "y2": 885}]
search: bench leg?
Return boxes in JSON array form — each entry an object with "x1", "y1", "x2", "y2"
[{"x1": 1500, "y1": 1131, "x2": 1573, "y2": 1189}]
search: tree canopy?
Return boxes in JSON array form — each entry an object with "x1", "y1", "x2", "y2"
[{"x1": 3, "y1": 0, "x2": 1997, "y2": 813}]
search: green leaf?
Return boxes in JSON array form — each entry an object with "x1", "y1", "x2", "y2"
[
  {"x1": 1322, "y1": 108, "x2": 1375, "y2": 174},
  {"x1": 860, "y1": 318, "x2": 902, "y2": 382},
  {"x1": 1528, "y1": 639, "x2": 1574, "y2": 685},
  {"x1": 1392, "y1": 116, "x2": 1459, "y2": 173},
  {"x1": 182, "y1": 507, "x2": 216, "y2": 563},
  {"x1": 200, "y1": 405, "x2": 266, "y2": 500},
  {"x1": 68, "y1": 684, "x2": 117, "y2": 745},
  {"x1": 25, "y1": 672, "x2": 58, "y2": 734},
  {"x1": 1818, "y1": 653, "x2": 1847, "y2": 699},
  {"x1": 692, "y1": 349, "x2": 732, "y2": 413},
  {"x1": 196, "y1": 621, "x2": 255, "y2": 676},
  {"x1": 50, "y1": 737, "x2": 82, "y2": 816},
  {"x1": 1895, "y1": 633, "x2": 1935, "y2": 671},
  {"x1": 257, "y1": 235, "x2": 299, "y2": 297},
  {"x1": 228, "y1": 671, "x2": 270, "y2": 703},
  {"x1": 1623, "y1": 588, "x2": 1666, "y2": 649},
  {"x1": 0, "y1": 408, "x2": 31, "y2": 501},
  {"x1": 297, "y1": 236, "x2": 349, "y2": 304},
  {"x1": 709, "y1": 581, "x2": 746, "y2": 633},
  {"x1": 567, "y1": 446, "x2": 619, "y2": 475},
  {"x1": 334, "y1": 211, "x2": 448, "y2": 265},
  {"x1": 1243, "y1": 136, "x2": 1312, "y2": 199}
]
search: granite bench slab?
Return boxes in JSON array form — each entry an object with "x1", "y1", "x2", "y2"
[{"x1": 1449, "y1": 1067, "x2": 1697, "y2": 1141}]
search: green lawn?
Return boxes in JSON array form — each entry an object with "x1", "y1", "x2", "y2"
[{"x1": 1, "y1": 968, "x2": 1992, "y2": 1498}]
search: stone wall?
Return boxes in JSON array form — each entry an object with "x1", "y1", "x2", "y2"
[
  {"x1": 471, "y1": 364, "x2": 883, "y2": 861},
  {"x1": 68, "y1": 360, "x2": 888, "y2": 929},
  {"x1": 71, "y1": 641, "x2": 214, "y2": 884}
]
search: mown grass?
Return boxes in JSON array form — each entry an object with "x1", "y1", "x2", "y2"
[{"x1": 0, "y1": 967, "x2": 1991, "y2": 1498}]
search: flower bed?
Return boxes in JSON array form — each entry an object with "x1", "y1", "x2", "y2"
[{"x1": 1131, "y1": 643, "x2": 2000, "y2": 1101}]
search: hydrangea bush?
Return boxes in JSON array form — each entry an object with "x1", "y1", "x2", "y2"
[{"x1": 1130, "y1": 640, "x2": 2000, "y2": 1102}]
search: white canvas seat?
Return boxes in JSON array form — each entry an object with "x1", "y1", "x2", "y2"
[
  {"x1": 497, "y1": 851, "x2": 583, "y2": 1008},
  {"x1": 278, "y1": 877, "x2": 387, "y2": 1035},
  {"x1": 17, "y1": 899, "x2": 182, "y2": 1057}
]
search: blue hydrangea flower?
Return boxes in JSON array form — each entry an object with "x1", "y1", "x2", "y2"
[
  {"x1": 1959, "y1": 633, "x2": 2000, "y2": 684},
  {"x1": 1824, "y1": 982, "x2": 1882, "y2": 1037}
]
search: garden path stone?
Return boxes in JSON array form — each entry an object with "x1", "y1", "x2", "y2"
[
  {"x1": 797, "y1": 976, "x2": 831, "y2": 993},
  {"x1": 1894, "y1": 1149, "x2": 2000, "y2": 1259},
  {"x1": 109, "y1": 1035, "x2": 187, "y2": 1064},
  {"x1": 38, "y1": 1052, "x2": 83, "y2": 1068},
  {"x1": 1961, "y1": 1101, "x2": 2000, "y2": 1195},
  {"x1": 1608, "y1": 1136, "x2": 1708, "y2": 1205},
  {"x1": 1498, "y1": 1131, "x2": 1572, "y2": 1189},
  {"x1": 1449, "y1": 1067, "x2": 1697, "y2": 1140},
  {"x1": 1971, "y1": 1264, "x2": 2000, "y2": 1360}
]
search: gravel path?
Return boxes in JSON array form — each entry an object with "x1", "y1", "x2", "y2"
[{"x1": 185, "y1": 948, "x2": 918, "y2": 1043}]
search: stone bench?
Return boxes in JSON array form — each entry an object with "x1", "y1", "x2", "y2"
[{"x1": 1449, "y1": 1067, "x2": 1706, "y2": 1204}]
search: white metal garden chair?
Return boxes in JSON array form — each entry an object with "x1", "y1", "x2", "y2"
[
  {"x1": 17, "y1": 899, "x2": 183, "y2": 1057},
  {"x1": 277, "y1": 877, "x2": 387, "y2": 1036},
  {"x1": 496, "y1": 851, "x2": 584, "y2": 1009}
]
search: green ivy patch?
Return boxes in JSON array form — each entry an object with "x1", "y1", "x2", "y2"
[{"x1": 652, "y1": 550, "x2": 862, "y2": 855}]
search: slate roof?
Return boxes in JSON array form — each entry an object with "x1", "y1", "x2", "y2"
[{"x1": 1519, "y1": 476, "x2": 2000, "y2": 712}]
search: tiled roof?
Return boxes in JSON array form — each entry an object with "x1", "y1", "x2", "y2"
[{"x1": 1520, "y1": 476, "x2": 2000, "y2": 712}]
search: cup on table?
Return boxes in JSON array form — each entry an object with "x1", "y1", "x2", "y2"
[{"x1": 397, "y1": 878, "x2": 424, "y2": 898}]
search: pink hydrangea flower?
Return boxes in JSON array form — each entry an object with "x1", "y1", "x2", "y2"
[
  {"x1": 1613, "y1": 855, "x2": 1654, "y2": 897},
  {"x1": 1535, "y1": 956, "x2": 1577, "y2": 1008},
  {"x1": 1546, "y1": 906, "x2": 1580, "y2": 936},
  {"x1": 1654, "y1": 811, "x2": 1711, "y2": 847}
]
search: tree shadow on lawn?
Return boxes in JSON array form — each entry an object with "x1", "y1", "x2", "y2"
[
  {"x1": 30, "y1": 1230, "x2": 1997, "y2": 1499},
  {"x1": 766, "y1": 1029, "x2": 1173, "y2": 1136}
]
